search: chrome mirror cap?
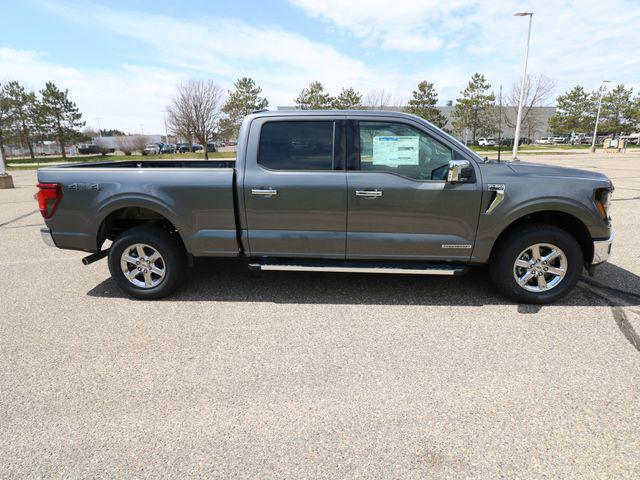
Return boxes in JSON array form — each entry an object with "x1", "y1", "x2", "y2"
[{"x1": 447, "y1": 160, "x2": 472, "y2": 183}]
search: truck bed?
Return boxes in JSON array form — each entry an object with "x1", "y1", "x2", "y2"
[{"x1": 38, "y1": 160, "x2": 240, "y2": 256}]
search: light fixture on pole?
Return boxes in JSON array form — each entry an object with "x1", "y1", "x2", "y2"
[
  {"x1": 512, "y1": 11, "x2": 533, "y2": 161},
  {"x1": 591, "y1": 80, "x2": 611, "y2": 152}
]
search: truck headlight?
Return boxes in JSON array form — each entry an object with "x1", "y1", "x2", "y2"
[{"x1": 595, "y1": 187, "x2": 613, "y2": 221}]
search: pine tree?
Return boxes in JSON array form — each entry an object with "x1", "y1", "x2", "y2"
[
  {"x1": 294, "y1": 82, "x2": 333, "y2": 110},
  {"x1": 220, "y1": 77, "x2": 268, "y2": 140},
  {"x1": 599, "y1": 84, "x2": 634, "y2": 135},
  {"x1": 40, "y1": 82, "x2": 84, "y2": 158},
  {"x1": 3, "y1": 81, "x2": 39, "y2": 160},
  {"x1": 452, "y1": 74, "x2": 496, "y2": 143},
  {"x1": 404, "y1": 81, "x2": 448, "y2": 129},
  {"x1": 548, "y1": 86, "x2": 594, "y2": 134},
  {"x1": 0, "y1": 83, "x2": 11, "y2": 161},
  {"x1": 331, "y1": 87, "x2": 362, "y2": 109}
]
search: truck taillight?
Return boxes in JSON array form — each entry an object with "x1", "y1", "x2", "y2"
[{"x1": 36, "y1": 183, "x2": 63, "y2": 219}]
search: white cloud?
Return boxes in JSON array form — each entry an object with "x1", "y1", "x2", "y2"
[
  {"x1": 0, "y1": 47, "x2": 186, "y2": 133},
  {"x1": 38, "y1": 1, "x2": 394, "y2": 103},
  {"x1": 290, "y1": 0, "x2": 640, "y2": 94},
  {"x1": 3, "y1": 0, "x2": 638, "y2": 135}
]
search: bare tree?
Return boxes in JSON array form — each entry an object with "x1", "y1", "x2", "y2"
[
  {"x1": 505, "y1": 74, "x2": 556, "y2": 140},
  {"x1": 81, "y1": 127, "x2": 99, "y2": 140},
  {"x1": 116, "y1": 135, "x2": 149, "y2": 155},
  {"x1": 167, "y1": 79, "x2": 224, "y2": 160},
  {"x1": 364, "y1": 89, "x2": 401, "y2": 111},
  {"x1": 94, "y1": 137, "x2": 114, "y2": 156}
]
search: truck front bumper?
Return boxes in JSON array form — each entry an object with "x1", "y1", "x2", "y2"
[
  {"x1": 592, "y1": 230, "x2": 614, "y2": 264},
  {"x1": 40, "y1": 227, "x2": 56, "y2": 247}
]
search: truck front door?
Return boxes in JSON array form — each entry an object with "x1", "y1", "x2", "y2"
[
  {"x1": 345, "y1": 118, "x2": 483, "y2": 261},
  {"x1": 243, "y1": 117, "x2": 347, "y2": 258}
]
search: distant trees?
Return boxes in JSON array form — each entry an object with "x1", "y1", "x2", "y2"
[
  {"x1": 505, "y1": 75, "x2": 555, "y2": 140},
  {"x1": 549, "y1": 83, "x2": 639, "y2": 136},
  {"x1": 404, "y1": 81, "x2": 448, "y2": 129},
  {"x1": 39, "y1": 82, "x2": 85, "y2": 158},
  {"x1": 548, "y1": 85, "x2": 594, "y2": 134},
  {"x1": 363, "y1": 89, "x2": 398, "y2": 110},
  {"x1": 295, "y1": 81, "x2": 333, "y2": 109},
  {"x1": 2, "y1": 81, "x2": 40, "y2": 159},
  {"x1": 452, "y1": 73, "x2": 496, "y2": 143},
  {"x1": 599, "y1": 84, "x2": 635, "y2": 135},
  {"x1": 332, "y1": 87, "x2": 362, "y2": 109},
  {"x1": 0, "y1": 80, "x2": 84, "y2": 159},
  {"x1": 220, "y1": 77, "x2": 268, "y2": 140},
  {"x1": 167, "y1": 79, "x2": 224, "y2": 160},
  {"x1": 100, "y1": 128, "x2": 126, "y2": 137},
  {"x1": 0, "y1": 88, "x2": 11, "y2": 160},
  {"x1": 116, "y1": 135, "x2": 149, "y2": 155},
  {"x1": 294, "y1": 82, "x2": 364, "y2": 110}
]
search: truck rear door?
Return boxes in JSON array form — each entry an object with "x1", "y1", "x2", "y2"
[{"x1": 242, "y1": 116, "x2": 347, "y2": 258}]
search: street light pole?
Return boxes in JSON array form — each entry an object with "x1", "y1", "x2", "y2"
[
  {"x1": 0, "y1": 145, "x2": 6, "y2": 176},
  {"x1": 512, "y1": 12, "x2": 533, "y2": 161},
  {"x1": 498, "y1": 84, "x2": 503, "y2": 161},
  {"x1": 591, "y1": 80, "x2": 611, "y2": 152},
  {"x1": 0, "y1": 144, "x2": 15, "y2": 189}
]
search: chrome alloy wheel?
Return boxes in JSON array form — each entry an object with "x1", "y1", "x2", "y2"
[
  {"x1": 513, "y1": 243, "x2": 568, "y2": 293},
  {"x1": 120, "y1": 243, "x2": 166, "y2": 288}
]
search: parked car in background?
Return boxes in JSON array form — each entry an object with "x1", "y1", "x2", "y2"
[
  {"x1": 552, "y1": 136, "x2": 567, "y2": 144},
  {"x1": 477, "y1": 137, "x2": 496, "y2": 146},
  {"x1": 161, "y1": 143, "x2": 176, "y2": 154},
  {"x1": 77, "y1": 144, "x2": 100, "y2": 155},
  {"x1": 206, "y1": 142, "x2": 217, "y2": 153},
  {"x1": 142, "y1": 143, "x2": 162, "y2": 155},
  {"x1": 77, "y1": 143, "x2": 115, "y2": 155},
  {"x1": 569, "y1": 133, "x2": 593, "y2": 145},
  {"x1": 536, "y1": 137, "x2": 553, "y2": 145},
  {"x1": 37, "y1": 110, "x2": 614, "y2": 304},
  {"x1": 176, "y1": 143, "x2": 204, "y2": 153}
]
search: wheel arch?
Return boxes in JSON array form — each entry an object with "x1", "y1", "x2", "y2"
[
  {"x1": 96, "y1": 204, "x2": 186, "y2": 251},
  {"x1": 490, "y1": 210, "x2": 594, "y2": 264}
]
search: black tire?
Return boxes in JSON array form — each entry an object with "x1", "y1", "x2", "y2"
[
  {"x1": 108, "y1": 225, "x2": 186, "y2": 300},
  {"x1": 489, "y1": 223, "x2": 583, "y2": 304}
]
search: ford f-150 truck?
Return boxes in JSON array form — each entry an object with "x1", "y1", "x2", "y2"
[{"x1": 36, "y1": 110, "x2": 614, "y2": 303}]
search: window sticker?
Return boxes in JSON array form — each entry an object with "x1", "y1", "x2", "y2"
[{"x1": 372, "y1": 135, "x2": 419, "y2": 166}]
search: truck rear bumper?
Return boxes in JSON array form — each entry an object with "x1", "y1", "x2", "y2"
[
  {"x1": 40, "y1": 228, "x2": 56, "y2": 247},
  {"x1": 592, "y1": 230, "x2": 614, "y2": 264}
]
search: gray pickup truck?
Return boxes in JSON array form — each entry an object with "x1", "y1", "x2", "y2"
[{"x1": 37, "y1": 110, "x2": 614, "y2": 303}]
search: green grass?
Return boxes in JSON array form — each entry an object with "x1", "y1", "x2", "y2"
[{"x1": 6, "y1": 151, "x2": 236, "y2": 167}]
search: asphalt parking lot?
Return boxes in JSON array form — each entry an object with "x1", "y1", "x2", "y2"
[{"x1": 1, "y1": 153, "x2": 639, "y2": 478}]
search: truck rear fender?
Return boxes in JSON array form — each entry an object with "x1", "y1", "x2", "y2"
[{"x1": 95, "y1": 194, "x2": 187, "y2": 250}]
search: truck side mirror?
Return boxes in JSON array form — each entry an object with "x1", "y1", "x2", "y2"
[{"x1": 447, "y1": 160, "x2": 473, "y2": 183}]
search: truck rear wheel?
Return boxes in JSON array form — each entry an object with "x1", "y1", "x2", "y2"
[
  {"x1": 490, "y1": 224, "x2": 583, "y2": 304},
  {"x1": 108, "y1": 225, "x2": 186, "y2": 300}
]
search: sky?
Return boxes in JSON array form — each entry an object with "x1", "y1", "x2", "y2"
[{"x1": 1, "y1": 0, "x2": 638, "y2": 134}]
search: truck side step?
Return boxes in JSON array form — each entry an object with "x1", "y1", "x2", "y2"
[{"x1": 248, "y1": 259, "x2": 468, "y2": 276}]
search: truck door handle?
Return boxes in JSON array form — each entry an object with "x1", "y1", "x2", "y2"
[
  {"x1": 251, "y1": 188, "x2": 278, "y2": 197},
  {"x1": 355, "y1": 189, "x2": 383, "y2": 198}
]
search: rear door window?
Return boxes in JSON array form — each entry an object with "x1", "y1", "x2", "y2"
[{"x1": 258, "y1": 121, "x2": 334, "y2": 170}]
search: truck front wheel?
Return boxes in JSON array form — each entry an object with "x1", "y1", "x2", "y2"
[
  {"x1": 108, "y1": 225, "x2": 186, "y2": 300},
  {"x1": 490, "y1": 224, "x2": 583, "y2": 304}
]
